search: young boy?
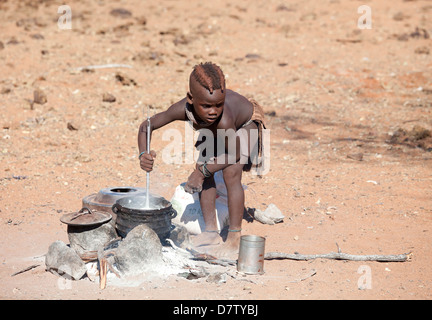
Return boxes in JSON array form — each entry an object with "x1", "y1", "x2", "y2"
[{"x1": 138, "y1": 62, "x2": 266, "y2": 258}]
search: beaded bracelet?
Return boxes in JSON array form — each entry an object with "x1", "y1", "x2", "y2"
[
  {"x1": 203, "y1": 162, "x2": 213, "y2": 177},
  {"x1": 199, "y1": 162, "x2": 213, "y2": 178},
  {"x1": 198, "y1": 164, "x2": 209, "y2": 178},
  {"x1": 138, "y1": 151, "x2": 146, "y2": 159}
]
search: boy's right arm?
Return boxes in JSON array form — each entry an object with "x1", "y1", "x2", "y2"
[{"x1": 138, "y1": 98, "x2": 187, "y2": 171}]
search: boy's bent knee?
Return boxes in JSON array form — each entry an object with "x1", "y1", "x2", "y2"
[{"x1": 222, "y1": 163, "x2": 243, "y2": 184}]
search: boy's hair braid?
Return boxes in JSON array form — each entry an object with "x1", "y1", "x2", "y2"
[{"x1": 191, "y1": 62, "x2": 225, "y2": 94}]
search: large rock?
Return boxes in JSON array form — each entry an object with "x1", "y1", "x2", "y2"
[
  {"x1": 67, "y1": 222, "x2": 117, "y2": 256},
  {"x1": 45, "y1": 241, "x2": 87, "y2": 280},
  {"x1": 114, "y1": 224, "x2": 164, "y2": 275}
]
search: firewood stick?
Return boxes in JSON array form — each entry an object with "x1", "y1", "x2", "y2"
[
  {"x1": 75, "y1": 64, "x2": 133, "y2": 72},
  {"x1": 165, "y1": 239, "x2": 192, "y2": 256},
  {"x1": 107, "y1": 263, "x2": 121, "y2": 278},
  {"x1": 10, "y1": 264, "x2": 40, "y2": 277},
  {"x1": 187, "y1": 245, "x2": 411, "y2": 266},
  {"x1": 264, "y1": 251, "x2": 412, "y2": 262},
  {"x1": 288, "y1": 269, "x2": 317, "y2": 283},
  {"x1": 99, "y1": 258, "x2": 107, "y2": 289},
  {"x1": 79, "y1": 251, "x2": 98, "y2": 262}
]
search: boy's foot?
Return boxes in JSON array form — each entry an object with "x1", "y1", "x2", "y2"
[
  {"x1": 200, "y1": 230, "x2": 242, "y2": 260},
  {"x1": 191, "y1": 230, "x2": 222, "y2": 247}
]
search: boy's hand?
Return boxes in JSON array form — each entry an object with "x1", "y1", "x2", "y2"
[
  {"x1": 184, "y1": 169, "x2": 205, "y2": 194},
  {"x1": 139, "y1": 150, "x2": 156, "y2": 172}
]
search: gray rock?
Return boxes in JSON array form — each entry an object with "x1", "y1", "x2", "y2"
[
  {"x1": 45, "y1": 240, "x2": 87, "y2": 280},
  {"x1": 254, "y1": 203, "x2": 285, "y2": 225},
  {"x1": 114, "y1": 224, "x2": 164, "y2": 275},
  {"x1": 67, "y1": 222, "x2": 118, "y2": 256},
  {"x1": 206, "y1": 272, "x2": 228, "y2": 284}
]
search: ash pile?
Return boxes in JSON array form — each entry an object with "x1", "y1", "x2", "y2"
[{"x1": 44, "y1": 187, "x2": 234, "y2": 288}]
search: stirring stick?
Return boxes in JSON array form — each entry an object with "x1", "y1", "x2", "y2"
[{"x1": 145, "y1": 106, "x2": 151, "y2": 209}]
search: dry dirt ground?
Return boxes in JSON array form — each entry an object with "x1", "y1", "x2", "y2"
[{"x1": 0, "y1": 0, "x2": 431, "y2": 301}]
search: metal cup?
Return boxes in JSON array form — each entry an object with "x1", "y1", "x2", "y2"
[{"x1": 237, "y1": 235, "x2": 266, "y2": 274}]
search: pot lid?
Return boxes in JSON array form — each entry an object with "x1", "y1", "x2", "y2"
[
  {"x1": 60, "y1": 207, "x2": 112, "y2": 226},
  {"x1": 82, "y1": 187, "x2": 147, "y2": 208},
  {"x1": 92, "y1": 187, "x2": 147, "y2": 205}
]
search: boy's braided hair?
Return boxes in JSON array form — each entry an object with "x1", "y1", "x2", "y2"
[{"x1": 191, "y1": 62, "x2": 225, "y2": 94}]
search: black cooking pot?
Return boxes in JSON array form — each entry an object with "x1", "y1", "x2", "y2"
[{"x1": 112, "y1": 194, "x2": 177, "y2": 240}]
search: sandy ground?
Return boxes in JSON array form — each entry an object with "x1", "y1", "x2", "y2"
[{"x1": 0, "y1": 0, "x2": 431, "y2": 301}]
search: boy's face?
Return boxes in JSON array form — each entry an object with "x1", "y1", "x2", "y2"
[{"x1": 188, "y1": 78, "x2": 225, "y2": 125}]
